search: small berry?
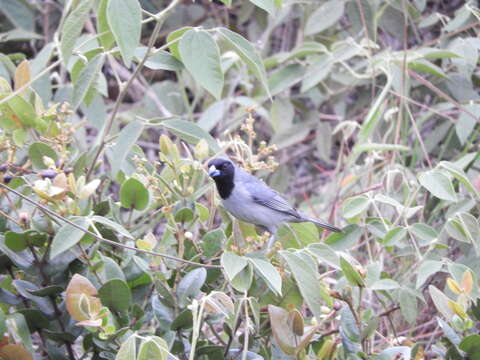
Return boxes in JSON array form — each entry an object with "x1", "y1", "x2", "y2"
[
  {"x1": 3, "y1": 175, "x2": 12, "y2": 184},
  {"x1": 40, "y1": 170, "x2": 57, "y2": 179},
  {"x1": 0, "y1": 164, "x2": 8, "y2": 172}
]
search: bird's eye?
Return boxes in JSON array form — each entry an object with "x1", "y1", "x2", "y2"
[{"x1": 222, "y1": 163, "x2": 228, "y2": 169}]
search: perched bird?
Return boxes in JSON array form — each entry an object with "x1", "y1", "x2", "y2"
[{"x1": 207, "y1": 158, "x2": 341, "y2": 248}]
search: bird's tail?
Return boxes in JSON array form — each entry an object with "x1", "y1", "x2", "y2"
[{"x1": 298, "y1": 213, "x2": 342, "y2": 233}]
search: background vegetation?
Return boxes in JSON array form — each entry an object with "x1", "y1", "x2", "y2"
[{"x1": 0, "y1": 0, "x2": 479, "y2": 359}]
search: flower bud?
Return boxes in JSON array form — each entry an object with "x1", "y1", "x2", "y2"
[{"x1": 194, "y1": 139, "x2": 209, "y2": 160}]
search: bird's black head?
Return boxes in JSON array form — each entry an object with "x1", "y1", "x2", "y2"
[{"x1": 208, "y1": 158, "x2": 235, "y2": 199}]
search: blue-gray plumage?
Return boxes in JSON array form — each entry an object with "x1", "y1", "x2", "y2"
[{"x1": 208, "y1": 158, "x2": 341, "y2": 247}]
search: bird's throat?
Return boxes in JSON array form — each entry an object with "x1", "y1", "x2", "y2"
[{"x1": 213, "y1": 176, "x2": 234, "y2": 199}]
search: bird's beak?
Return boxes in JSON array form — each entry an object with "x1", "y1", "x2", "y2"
[{"x1": 208, "y1": 165, "x2": 221, "y2": 178}]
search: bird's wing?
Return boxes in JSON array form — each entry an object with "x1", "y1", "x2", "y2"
[{"x1": 239, "y1": 170, "x2": 300, "y2": 218}]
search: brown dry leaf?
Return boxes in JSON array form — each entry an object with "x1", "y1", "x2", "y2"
[
  {"x1": 65, "y1": 274, "x2": 102, "y2": 321},
  {"x1": 461, "y1": 270, "x2": 473, "y2": 295},
  {"x1": 14, "y1": 60, "x2": 31, "y2": 92},
  {"x1": 0, "y1": 344, "x2": 33, "y2": 360}
]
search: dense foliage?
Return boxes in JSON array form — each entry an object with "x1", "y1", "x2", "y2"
[{"x1": 0, "y1": 0, "x2": 479, "y2": 359}]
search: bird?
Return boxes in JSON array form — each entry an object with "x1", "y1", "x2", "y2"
[{"x1": 207, "y1": 158, "x2": 341, "y2": 248}]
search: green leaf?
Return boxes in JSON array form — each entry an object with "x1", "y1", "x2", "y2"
[
  {"x1": 399, "y1": 288, "x2": 417, "y2": 324},
  {"x1": 307, "y1": 243, "x2": 340, "y2": 268},
  {"x1": 353, "y1": 143, "x2": 410, "y2": 154},
  {"x1": 305, "y1": 0, "x2": 345, "y2": 35},
  {"x1": 280, "y1": 251, "x2": 324, "y2": 321},
  {"x1": 12, "y1": 128, "x2": 27, "y2": 147},
  {"x1": 60, "y1": 0, "x2": 94, "y2": 64},
  {"x1": 342, "y1": 196, "x2": 370, "y2": 219},
  {"x1": 138, "y1": 337, "x2": 168, "y2": 360},
  {"x1": 166, "y1": 27, "x2": 193, "y2": 60},
  {"x1": 179, "y1": 29, "x2": 223, "y2": 99},
  {"x1": 221, "y1": 251, "x2": 248, "y2": 281},
  {"x1": 7, "y1": 95, "x2": 37, "y2": 127},
  {"x1": 217, "y1": 28, "x2": 270, "y2": 97},
  {"x1": 97, "y1": 0, "x2": 115, "y2": 50},
  {"x1": 445, "y1": 212, "x2": 480, "y2": 252},
  {"x1": 268, "y1": 64, "x2": 305, "y2": 96},
  {"x1": 134, "y1": 47, "x2": 183, "y2": 71},
  {"x1": 110, "y1": 120, "x2": 144, "y2": 176},
  {"x1": 200, "y1": 229, "x2": 224, "y2": 257},
  {"x1": 370, "y1": 279, "x2": 400, "y2": 290},
  {"x1": 115, "y1": 334, "x2": 136, "y2": 360},
  {"x1": 120, "y1": 178, "x2": 149, "y2": 211},
  {"x1": 248, "y1": 257, "x2": 282, "y2": 296},
  {"x1": 107, "y1": 0, "x2": 142, "y2": 67},
  {"x1": 459, "y1": 335, "x2": 480, "y2": 355},
  {"x1": 438, "y1": 161, "x2": 480, "y2": 198},
  {"x1": 410, "y1": 223, "x2": 438, "y2": 246},
  {"x1": 429, "y1": 285, "x2": 454, "y2": 321},
  {"x1": 301, "y1": 54, "x2": 333, "y2": 92},
  {"x1": 382, "y1": 226, "x2": 407, "y2": 247},
  {"x1": 28, "y1": 142, "x2": 58, "y2": 170},
  {"x1": 231, "y1": 263, "x2": 253, "y2": 292},
  {"x1": 4, "y1": 231, "x2": 27, "y2": 252},
  {"x1": 177, "y1": 268, "x2": 207, "y2": 307},
  {"x1": 416, "y1": 260, "x2": 442, "y2": 288},
  {"x1": 99, "y1": 279, "x2": 132, "y2": 312},
  {"x1": 277, "y1": 222, "x2": 319, "y2": 249},
  {"x1": 72, "y1": 54, "x2": 105, "y2": 109},
  {"x1": 249, "y1": 0, "x2": 276, "y2": 14},
  {"x1": 92, "y1": 215, "x2": 133, "y2": 239},
  {"x1": 418, "y1": 170, "x2": 457, "y2": 202},
  {"x1": 161, "y1": 119, "x2": 220, "y2": 153},
  {"x1": 408, "y1": 59, "x2": 447, "y2": 79},
  {"x1": 50, "y1": 217, "x2": 89, "y2": 259},
  {"x1": 340, "y1": 257, "x2": 364, "y2": 287}
]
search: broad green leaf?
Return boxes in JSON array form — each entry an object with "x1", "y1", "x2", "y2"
[
  {"x1": 399, "y1": 288, "x2": 417, "y2": 324},
  {"x1": 0, "y1": 0, "x2": 34, "y2": 31},
  {"x1": 410, "y1": 223, "x2": 438, "y2": 246},
  {"x1": 231, "y1": 263, "x2": 253, "y2": 292},
  {"x1": 305, "y1": 0, "x2": 345, "y2": 35},
  {"x1": 438, "y1": 161, "x2": 479, "y2": 198},
  {"x1": 267, "y1": 305, "x2": 296, "y2": 355},
  {"x1": 268, "y1": 64, "x2": 305, "y2": 96},
  {"x1": 6, "y1": 313, "x2": 33, "y2": 353},
  {"x1": 200, "y1": 229, "x2": 224, "y2": 257},
  {"x1": 60, "y1": 0, "x2": 94, "y2": 64},
  {"x1": 92, "y1": 215, "x2": 133, "y2": 239},
  {"x1": 248, "y1": 257, "x2": 282, "y2": 296},
  {"x1": 445, "y1": 212, "x2": 480, "y2": 254},
  {"x1": 307, "y1": 243, "x2": 340, "y2": 268},
  {"x1": 342, "y1": 196, "x2": 370, "y2": 219},
  {"x1": 280, "y1": 251, "x2": 323, "y2": 321},
  {"x1": 418, "y1": 170, "x2": 457, "y2": 202},
  {"x1": 115, "y1": 334, "x2": 136, "y2": 360},
  {"x1": 276, "y1": 222, "x2": 319, "y2": 249},
  {"x1": 301, "y1": 54, "x2": 333, "y2": 92},
  {"x1": 459, "y1": 335, "x2": 480, "y2": 356},
  {"x1": 221, "y1": 251, "x2": 248, "y2": 281},
  {"x1": 177, "y1": 268, "x2": 207, "y2": 307},
  {"x1": 179, "y1": 29, "x2": 223, "y2": 99},
  {"x1": 370, "y1": 279, "x2": 399, "y2": 291},
  {"x1": 428, "y1": 285, "x2": 454, "y2": 321},
  {"x1": 138, "y1": 337, "x2": 168, "y2": 360},
  {"x1": 5, "y1": 231, "x2": 27, "y2": 252},
  {"x1": 249, "y1": 0, "x2": 276, "y2": 14},
  {"x1": 382, "y1": 227, "x2": 407, "y2": 247},
  {"x1": 110, "y1": 120, "x2": 144, "y2": 176},
  {"x1": 416, "y1": 260, "x2": 443, "y2": 288},
  {"x1": 217, "y1": 28, "x2": 270, "y2": 96},
  {"x1": 7, "y1": 95, "x2": 37, "y2": 127},
  {"x1": 97, "y1": 0, "x2": 115, "y2": 50},
  {"x1": 161, "y1": 119, "x2": 220, "y2": 153},
  {"x1": 72, "y1": 54, "x2": 105, "y2": 109},
  {"x1": 98, "y1": 279, "x2": 132, "y2": 312},
  {"x1": 107, "y1": 0, "x2": 142, "y2": 67},
  {"x1": 50, "y1": 217, "x2": 89, "y2": 259},
  {"x1": 120, "y1": 178, "x2": 149, "y2": 211},
  {"x1": 340, "y1": 257, "x2": 364, "y2": 287},
  {"x1": 28, "y1": 142, "x2": 58, "y2": 170},
  {"x1": 134, "y1": 47, "x2": 183, "y2": 71},
  {"x1": 166, "y1": 26, "x2": 193, "y2": 60}
]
